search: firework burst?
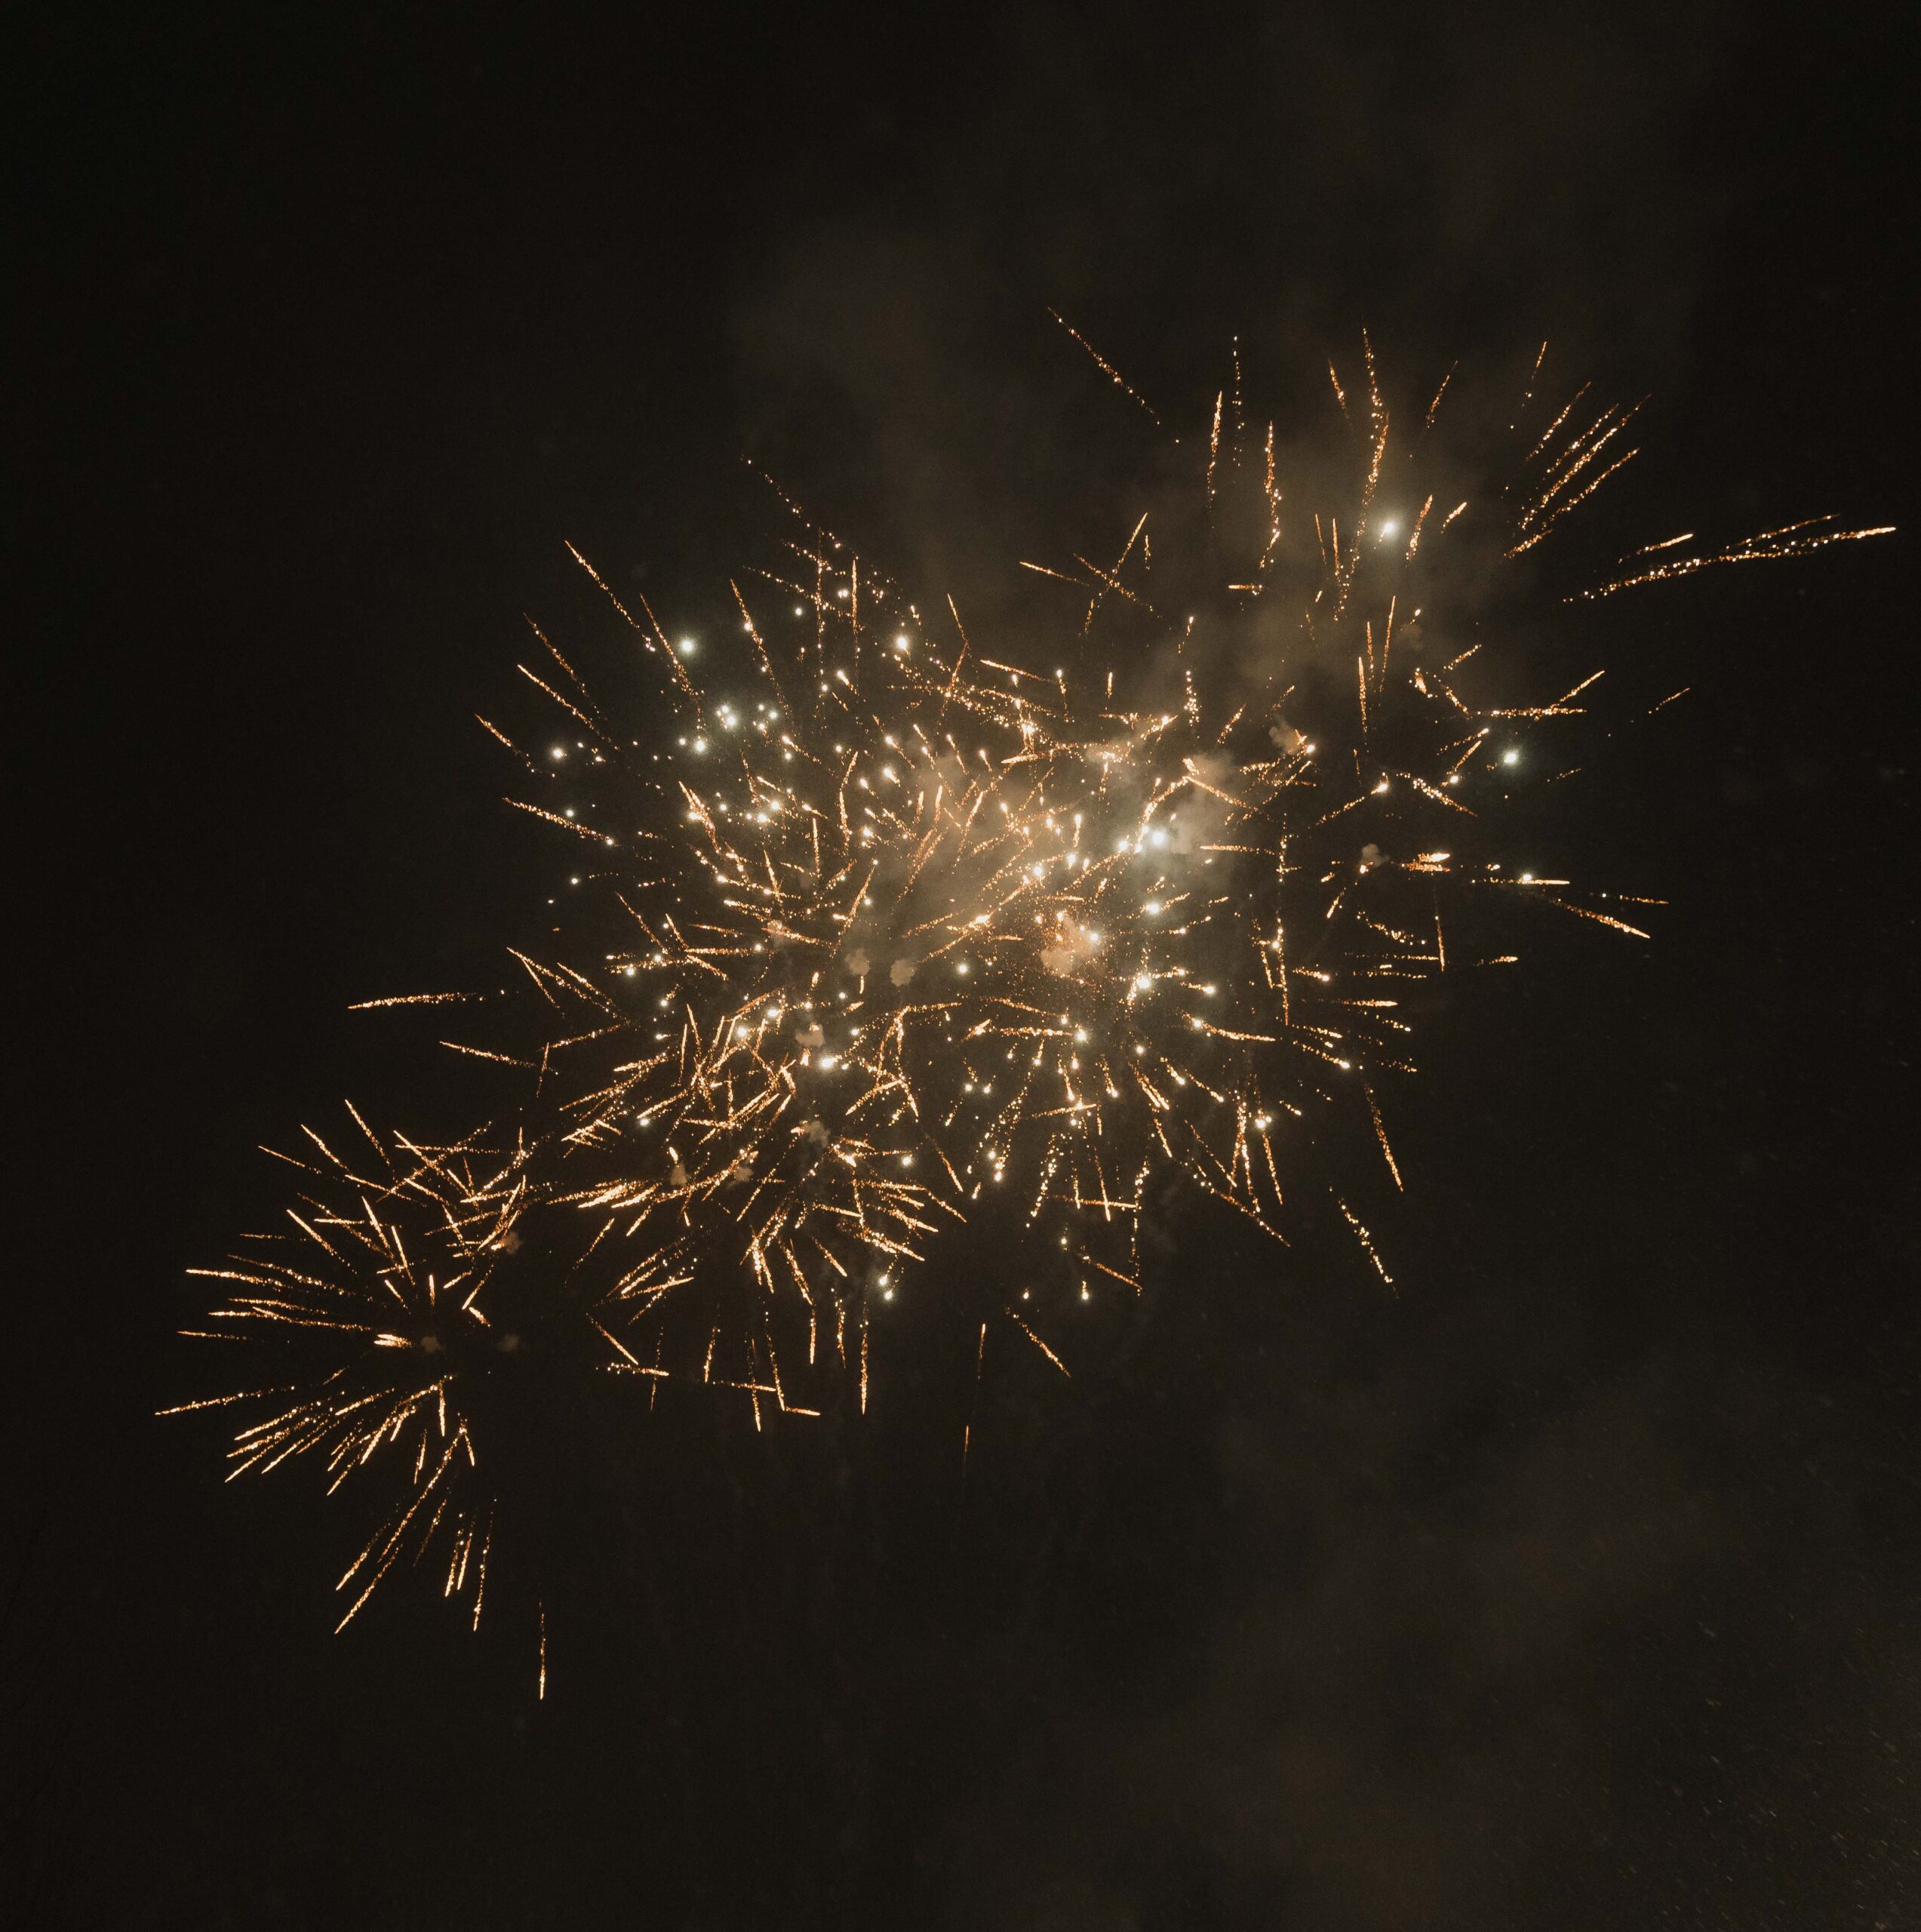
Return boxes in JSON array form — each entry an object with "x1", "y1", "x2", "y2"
[
  {"x1": 167, "y1": 1113, "x2": 559, "y2": 1629},
  {"x1": 177, "y1": 329, "x2": 1890, "y2": 1631}
]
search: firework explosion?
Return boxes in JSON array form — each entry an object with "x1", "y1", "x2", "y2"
[
  {"x1": 168, "y1": 1115, "x2": 537, "y2": 1629},
  {"x1": 176, "y1": 331, "x2": 1890, "y2": 1638}
]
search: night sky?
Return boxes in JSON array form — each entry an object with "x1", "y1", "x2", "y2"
[{"x1": 10, "y1": 5, "x2": 1915, "y2": 1926}]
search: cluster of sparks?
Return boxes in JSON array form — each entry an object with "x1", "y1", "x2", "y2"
[
  {"x1": 172, "y1": 1116, "x2": 536, "y2": 1629},
  {"x1": 175, "y1": 331, "x2": 1890, "y2": 1641}
]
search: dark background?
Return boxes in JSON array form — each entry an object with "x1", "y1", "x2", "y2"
[{"x1": 8, "y1": 3, "x2": 1914, "y2": 1925}]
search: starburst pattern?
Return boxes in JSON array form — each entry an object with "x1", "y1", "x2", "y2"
[
  {"x1": 169, "y1": 1114, "x2": 538, "y2": 1629},
  {"x1": 176, "y1": 333, "x2": 1890, "y2": 1632}
]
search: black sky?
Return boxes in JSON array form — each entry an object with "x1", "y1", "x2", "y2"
[{"x1": 8, "y1": 4, "x2": 1916, "y2": 1927}]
